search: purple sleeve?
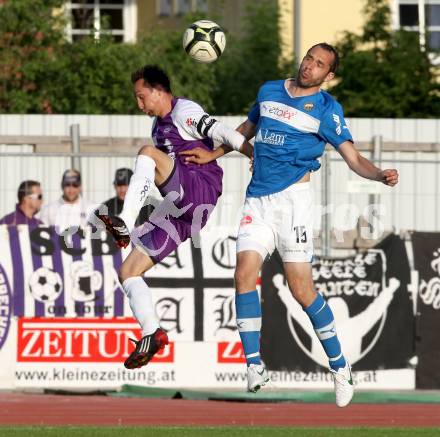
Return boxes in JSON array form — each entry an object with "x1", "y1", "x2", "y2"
[{"x1": 0, "y1": 213, "x2": 11, "y2": 225}]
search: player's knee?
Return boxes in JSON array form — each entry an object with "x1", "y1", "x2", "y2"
[
  {"x1": 118, "y1": 255, "x2": 150, "y2": 284},
  {"x1": 118, "y1": 263, "x2": 136, "y2": 284},
  {"x1": 290, "y1": 281, "x2": 314, "y2": 305},
  {"x1": 118, "y1": 265, "x2": 128, "y2": 284},
  {"x1": 138, "y1": 144, "x2": 155, "y2": 158},
  {"x1": 234, "y1": 267, "x2": 257, "y2": 291}
]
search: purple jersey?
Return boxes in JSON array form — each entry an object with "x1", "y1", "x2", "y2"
[
  {"x1": 0, "y1": 205, "x2": 42, "y2": 227},
  {"x1": 152, "y1": 97, "x2": 223, "y2": 194},
  {"x1": 136, "y1": 97, "x2": 235, "y2": 263},
  {"x1": 136, "y1": 159, "x2": 220, "y2": 263}
]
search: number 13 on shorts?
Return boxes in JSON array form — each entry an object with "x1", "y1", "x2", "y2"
[
  {"x1": 279, "y1": 220, "x2": 314, "y2": 263},
  {"x1": 293, "y1": 225, "x2": 307, "y2": 243}
]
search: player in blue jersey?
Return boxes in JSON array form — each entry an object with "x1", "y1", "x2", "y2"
[{"x1": 181, "y1": 43, "x2": 398, "y2": 407}]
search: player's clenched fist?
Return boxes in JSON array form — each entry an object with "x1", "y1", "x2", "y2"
[{"x1": 380, "y1": 169, "x2": 399, "y2": 186}]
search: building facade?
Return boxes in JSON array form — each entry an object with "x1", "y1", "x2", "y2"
[
  {"x1": 64, "y1": 0, "x2": 439, "y2": 60},
  {"x1": 279, "y1": 0, "x2": 439, "y2": 62}
]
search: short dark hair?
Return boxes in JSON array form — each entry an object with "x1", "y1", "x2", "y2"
[
  {"x1": 131, "y1": 65, "x2": 171, "y2": 93},
  {"x1": 309, "y1": 42, "x2": 339, "y2": 73},
  {"x1": 18, "y1": 180, "x2": 40, "y2": 204}
]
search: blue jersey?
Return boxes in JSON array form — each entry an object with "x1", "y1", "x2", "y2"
[{"x1": 247, "y1": 79, "x2": 353, "y2": 197}]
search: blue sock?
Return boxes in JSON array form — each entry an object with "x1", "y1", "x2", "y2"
[
  {"x1": 304, "y1": 293, "x2": 346, "y2": 371},
  {"x1": 235, "y1": 290, "x2": 262, "y2": 366}
]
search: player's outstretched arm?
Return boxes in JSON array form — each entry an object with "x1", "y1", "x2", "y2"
[
  {"x1": 209, "y1": 118, "x2": 256, "y2": 159},
  {"x1": 337, "y1": 141, "x2": 399, "y2": 186},
  {"x1": 237, "y1": 119, "x2": 257, "y2": 141},
  {"x1": 180, "y1": 119, "x2": 255, "y2": 164},
  {"x1": 236, "y1": 119, "x2": 256, "y2": 158},
  {"x1": 209, "y1": 118, "x2": 255, "y2": 159},
  {"x1": 204, "y1": 119, "x2": 255, "y2": 160}
]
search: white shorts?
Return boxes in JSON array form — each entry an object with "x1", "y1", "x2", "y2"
[{"x1": 236, "y1": 182, "x2": 314, "y2": 263}]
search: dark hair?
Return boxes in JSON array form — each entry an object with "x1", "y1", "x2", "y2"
[
  {"x1": 131, "y1": 65, "x2": 171, "y2": 93},
  {"x1": 18, "y1": 180, "x2": 40, "y2": 204},
  {"x1": 309, "y1": 42, "x2": 339, "y2": 73}
]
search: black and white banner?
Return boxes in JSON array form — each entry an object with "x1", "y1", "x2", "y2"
[
  {"x1": 0, "y1": 226, "x2": 423, "y2": 390},
  {"x1": 261, "y1": 234, "x2": 414, "y2": 372},
  {"x1": 411, "y1": 232, "x2": 440, "y2": 389}
]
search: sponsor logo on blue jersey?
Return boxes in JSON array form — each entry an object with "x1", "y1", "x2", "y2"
[
  {"x1": 261, "y1": 103, "x2": 297, "y2": 121},
  {"x1": 332, "y1": 114, "x2": 342, "y2": 135},
  {"x1": 255, "y1": 129, "x2": 286, "y2": 146}
]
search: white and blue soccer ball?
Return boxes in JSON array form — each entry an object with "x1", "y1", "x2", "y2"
[
  {"x1": 183, "y1": 20, "x2": 226, "y2": 63},
  {"x1": 29, "y1": 267, "x2": 63, "y2": 302}
]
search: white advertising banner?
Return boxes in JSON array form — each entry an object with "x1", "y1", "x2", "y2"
[
  {"x1": 0, "y1": 225, "x2": 416, "y2": 390},
  {"x1": 14, "y1": 318, "x2": 414, "y2": 390}
]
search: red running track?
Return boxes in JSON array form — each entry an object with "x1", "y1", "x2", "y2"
[{"x1": 0, "y1": 393, "x2": 440, "y2": 427}]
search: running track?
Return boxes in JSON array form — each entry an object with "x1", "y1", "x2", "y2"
[{"x1": 0, "y1": 393, "x2": 440, "y2": 427}]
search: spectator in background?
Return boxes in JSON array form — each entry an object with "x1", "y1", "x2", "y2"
[
  {"x1": 102, "y1": 168, "x2": 133, "y2": 216},
  {"x1": 0, "y1": 180, "x2": 43, "y2": 226},
  {"x1": 38, "y1": 169, "x2": 96, "y2": 233},
  {"x1": 101, "y1": 168, "x2": 151, "y2": 225}
]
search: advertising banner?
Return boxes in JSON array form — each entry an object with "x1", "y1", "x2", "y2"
[
  {"x1": 261, "y1": 234, "x2": 414, "y2": 386},
  {"x1": 0, "y1": 226, "x2": 416, "y2": 389},
  {"x1": 411, "y1": 232, "x2": 440, "y2": 389}
]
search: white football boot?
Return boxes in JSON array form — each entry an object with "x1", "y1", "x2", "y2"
[
  {"x1": 330, "y1": 361, "x2": 354, "y2": 407},
  {"x1": 247, "y1": 363, "x2": 270, "y2": 393}
]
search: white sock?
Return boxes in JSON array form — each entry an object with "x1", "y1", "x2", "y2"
[
  {"x1": 119, "y1": 155, "x2": 156, "y2": 232},
  {"x1": 122, "y1": 277, "x2": 159, "y2": 337}
]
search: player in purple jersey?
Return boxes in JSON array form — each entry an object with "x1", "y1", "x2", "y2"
[
  {"x1": 95, "y1": 65, "x2": 252, "y2": 370},
  {"x1": 182, "y1": 43, "x2": 398, "y2": 406}
]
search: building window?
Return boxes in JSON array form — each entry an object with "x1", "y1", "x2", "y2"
[
  {"x1": 156, "y1": 0, "x2": 207, "y2": 16},
  {"x1": 399, "y1": 4, "x2": 419, "y2": 26},
  {"x1": 176, "y1": 0, "x2": 191, "y2": 15},
  {"x1": 397, "y1": 0, "x2": 440, "y2": 51},
  {"x1": 195, "y1": 0, "x2": 208, "y2": 13},
  {"x1": 68, "y1": 0, "x2": 136, "y2": 43},
  {"x1": 157, "y1": 0, "x2": 173, "y2": 16},
  {"x1": 426, "y1": 3, "x2": 440, "y2": 49}
]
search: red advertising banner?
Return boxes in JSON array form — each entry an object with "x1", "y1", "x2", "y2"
[
  {"x1": 217, "y1": 341, "x2": 245, "y2": 363},
  {"x1": 17, "y1": 318, "x2": 174, "y2": 363}
]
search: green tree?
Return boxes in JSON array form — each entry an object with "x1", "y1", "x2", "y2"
[
  {"x1": 0, "y1": 0, "x2": 66, "y2": 113},
  {"x1": 213, "y1": 0, "x2": 294, "y2": 114},
  {"x1": 0, "y1": 1, "x2": 217, "y2": 114},
  {"x1": 0, "y1": 0, "x2": 292, "y2": 115},
  {"x1": 330, "y1": 0, "x2": 440, "y2": 118},
  {"x1": 46, "y1": 29, "x2": 217, "y2": 114}
]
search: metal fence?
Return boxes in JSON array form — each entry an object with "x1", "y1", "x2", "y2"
[{"x1": 1, "y1": 131, "x2": 440, "y2": 256}]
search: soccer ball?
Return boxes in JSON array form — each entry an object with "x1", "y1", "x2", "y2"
[
  {"x1": 29, "y1": 267, "x2": 63, "y2": 303},
  {"x1": 182, "y1": 20, "x2": 226, "y2": 63}
]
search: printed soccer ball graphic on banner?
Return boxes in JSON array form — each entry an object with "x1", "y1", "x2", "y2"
[
  {"x1": 182, "y1": 20, "x2": 226, "y2": 63},
  {"x1": 70, "y1": 261, "x2": 103, "y2": 302},
  {"x1": 29, "y1": 267, "x2": 63, "y2": 302}
]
